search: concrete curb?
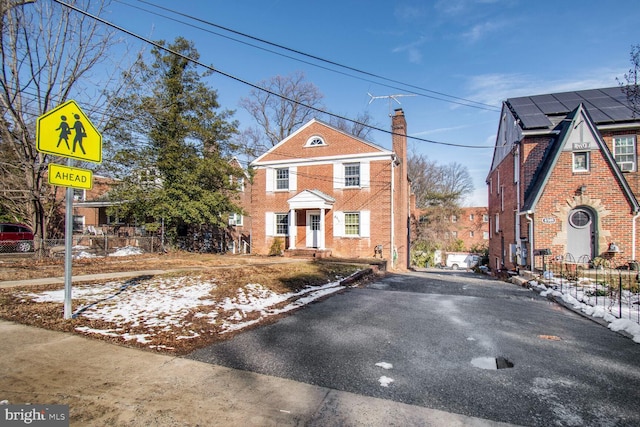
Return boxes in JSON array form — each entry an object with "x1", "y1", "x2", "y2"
[{"x1": 510, "y1": 275, "x2": 636, "y2": 341}]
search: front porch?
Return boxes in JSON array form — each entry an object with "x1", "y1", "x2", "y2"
[{"x1": 286, "y1": 189, "x2": 336, "y2": 252}]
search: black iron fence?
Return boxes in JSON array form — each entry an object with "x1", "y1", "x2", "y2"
[{"x1": 537, "y1": 253, "x2": 640, "y2": 325}]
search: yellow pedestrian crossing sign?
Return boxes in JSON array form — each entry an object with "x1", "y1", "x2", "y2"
[{"x1": 36, "y1": 100, "x2": 102, "y2": 163}]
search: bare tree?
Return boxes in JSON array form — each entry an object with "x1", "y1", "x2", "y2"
[
  {"x1": 327, "y1": 111, "x2": 376, "y2": 140},
  {"x1": 408, "y1": 152, "x2": 474, "y2": 252},
  {"x1": 408, "y1": 152, "x2": 473, "y2": 208},
  {"x1": 0, "y1": 0, "x2": 124, "y2": 256},
  {"x1": 619, "y1": 44, "x2": 640, "y2": 117},
  {"x1": 239, "y1": 71, "x2": 324, "y2": 146}
]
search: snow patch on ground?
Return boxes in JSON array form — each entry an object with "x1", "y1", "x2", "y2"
[
  {"x1": 19, "y1": 274, "x2": 350, "y2": 347},
  {"x1": 530, "y1": 280, "x2": 640, "y2": 343}
]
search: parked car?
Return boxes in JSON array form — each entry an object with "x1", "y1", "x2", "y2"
[
  {"x1": 0, "y1": 223, "x2": 34, "y2": 252},
  {"x1": 445, "y1": 252, "x2": 480, "y2": 270}
]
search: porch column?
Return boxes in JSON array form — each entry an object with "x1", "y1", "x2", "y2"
[
  {"x1": 319, "y1": 208, "x2": 326, "y2": 250},
  {"x1": 288, "y1": 209, "x2": 297, "y2": 249}
]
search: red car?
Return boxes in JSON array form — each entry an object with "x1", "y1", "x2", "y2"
[{"x1": 0, "y1": 223, "x2": 34, "y2": 252}]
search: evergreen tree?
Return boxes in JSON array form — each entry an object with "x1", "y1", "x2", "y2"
[{"x1": 105, "y1": 37, "x2": 242, "y2": 238}]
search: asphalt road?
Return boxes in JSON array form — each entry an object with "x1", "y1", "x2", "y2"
[{"x1": 187, "y1": 269, "x2": 640, "y2": 426}]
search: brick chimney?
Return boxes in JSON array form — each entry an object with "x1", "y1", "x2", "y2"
[{"x1": 391, "y1": 108, "x2": 409, "y2": 270}]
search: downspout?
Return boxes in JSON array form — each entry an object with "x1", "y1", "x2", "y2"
[
  {"x1": 390, "y1": 155, "x2": 396, "y2": 269},
  {"x1": 525, "y1": 212, "x2": 534, "y2": 269},
  {"x1": 514, "y1": 145, "x2": 521, "y2": 268},
  {"x1": 633, "y1": 211, "x2": 640, "y2": 261}
]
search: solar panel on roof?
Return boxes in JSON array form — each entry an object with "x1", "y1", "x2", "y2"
[
  {"x1": 508, "y1": 87, "x2": 636, "y2": 128},
  {"x1": 519, "y1": 114, "x2": 552, "y2": 129},
  {"x1": 507, "y1": 97, "x2": 534, "y2": 107}
]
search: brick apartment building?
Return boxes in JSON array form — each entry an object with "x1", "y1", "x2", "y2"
[
  {"x1": 487, "y1": 87, "x2": 640, "y2": 272},
  {"x1": 450, "y1": 206, "x2": 489, "y2": 251},
  {"x1": 249, "y1": 109, "x2": 414, "y2": 270}
]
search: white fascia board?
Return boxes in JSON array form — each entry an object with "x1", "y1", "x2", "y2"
[{"x1": 252, "y1": 152, "x2": 392, "y2": 168}]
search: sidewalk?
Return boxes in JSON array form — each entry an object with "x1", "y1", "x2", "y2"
[
  {"x1": 0, "y1": 321, "x2": 518, "y2": 427},
  {"x1": 1, "y1": 270, "x2": 517, "y2": 426},
  {"x1": 0, "y1": 270, "x2": 169, "y2": 288}
]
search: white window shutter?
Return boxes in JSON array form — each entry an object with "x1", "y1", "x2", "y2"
[
  {"x1": 360, "y1": 162, "x2": 370, "y2": 188},
  {"x1": 333, "y1": 211, "x2": 344, "y2": 237},
  {"x1": 265, "y1": 168, "x2": 274, "y2": 192},
  {"x1": 265, "y1": 212, "x2": 274, "y2": 236},
  {"x1": 360, "y1": 210, "x2": 370, "y2": 237},
  {"x1": 289, "y1": 166, "x2": 297, "y2": 191},
  {"x1": 333, "y1": 163, "x2": 343, "y2": 189}
]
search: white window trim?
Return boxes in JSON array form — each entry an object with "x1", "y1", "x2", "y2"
[
  {"x1": 572, "y1": 152, "x2": 590, "y2": 172},
  {"x1": 333, "y1": 210, "x2": 370, "y2": 237},
  {"x1": 334, "y1": 161, "x2": 369, "y2": 189},
  {"x1": 614, "y1": 135, "x2": 636, "y2": 172},
  {"x1": 305, "y1": 136, "x2": 326, "y2": 147},
  {"x1": 266, "y1": 167, "x2": 297, "y2": 192}
]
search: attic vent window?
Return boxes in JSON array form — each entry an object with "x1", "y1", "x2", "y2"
[{"x1": 306, "y1": 136, "x2": 326, "y2": 147}]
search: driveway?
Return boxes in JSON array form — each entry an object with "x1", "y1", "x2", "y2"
[{"x1": 188, "y1": 269, "x2": 640, "y2": 426}]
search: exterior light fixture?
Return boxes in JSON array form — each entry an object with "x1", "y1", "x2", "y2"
[{"x1": 607, "y1": 242, "x2": 621, "y2": 253}]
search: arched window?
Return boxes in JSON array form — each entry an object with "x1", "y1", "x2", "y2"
[{"x1": 305, "y1": 136, "x2": 326, "y2": 147}]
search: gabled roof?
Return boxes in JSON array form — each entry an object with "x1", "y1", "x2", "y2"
[
  {"x1": 506, "y1": 86, "x2": 635, "y2": 130},
  {"x1": 287, "y1": 189, "x2": 336, "y2": 210},
  {"x1": 251, "y1": 118, "x2": 392, "y2": 166},
  {"x1": 522, "y1": 104, "x2": 640, "y2": 213}
]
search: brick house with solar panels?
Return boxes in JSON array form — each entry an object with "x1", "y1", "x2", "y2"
[
  {"x1": 249, "y1": 109, "x2": 414, "y2": 270},
  {"x1": 487, "y1": 87, "x2": 640, "y2": 272}
]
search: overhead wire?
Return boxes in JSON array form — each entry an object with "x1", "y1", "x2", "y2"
[
  {"x1": 114, "y1": 0, "x2": 500, "y2": 112},
  {"x1": 51, "y1": 0, "x2": 494, "y2": 149}
]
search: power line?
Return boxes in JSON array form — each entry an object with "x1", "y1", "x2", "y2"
[
  {"x1": 125, "y1": 0, "x2": 501, "y2": 112},
  {"x1": 51, "y1": 0, "x2": 493, "y2": 149}
]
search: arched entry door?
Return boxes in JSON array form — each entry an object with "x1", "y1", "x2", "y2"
[{"x1": 566, "y1": 207, "x2": 597, "y2": 260}]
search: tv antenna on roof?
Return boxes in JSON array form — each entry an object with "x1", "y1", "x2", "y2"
[{"x1": 368, "y1": 92, "x2": 416, "y2": 115}]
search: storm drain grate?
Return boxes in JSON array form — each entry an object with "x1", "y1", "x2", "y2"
[{"x1": 471, "y1": 356, "x2": 514, "y2": 370}]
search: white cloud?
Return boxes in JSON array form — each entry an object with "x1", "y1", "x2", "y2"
[
  {"x1": 392, "y1": 37, "x2": 427, "y2": 64},
  {"x1": 465, "y1": 68, "x2": 627, "y2": 106},
  {"x1": 461, "y1": 20, "x2": 506, "y2": 43}
]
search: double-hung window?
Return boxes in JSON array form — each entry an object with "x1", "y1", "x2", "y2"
[
  {"x1": 344, "y1": 212, "x2": 360, "y2": 235},
  {"x1": 275, "y1": 213, "x2": 289, "y2": 235},
  {"x1": 344, "y1": 163, "x2": 360, "y2": 187},
  {"x1": 614, "y1": 136, "x2": 636, "y2": 172},
  {"x1": 276, "y1": 168, "x2": 289, "y2": 190}
]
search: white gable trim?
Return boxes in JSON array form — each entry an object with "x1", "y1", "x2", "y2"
[
  {"x1": 288, "y1": 189, "x2": 335, "y2": 210},
  {"x1": 251, "y1": 119, "x2": 392, "y2": 166}
]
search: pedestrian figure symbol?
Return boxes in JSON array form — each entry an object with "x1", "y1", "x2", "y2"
[
  {"x1": 55, "y1": 115, "x2": 71, "y2": 149},
  {"x1": 72, "y1": 113, "x2": 86, "y2": 155},
  {"x1": 36, "y1": 100, "x2": 102, "y2": 163}
]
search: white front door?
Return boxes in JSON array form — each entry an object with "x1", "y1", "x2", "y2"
[{"x1": 306, "y1": 211, "x2": 321, "y2": 248}]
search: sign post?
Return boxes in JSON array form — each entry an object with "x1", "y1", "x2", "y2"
[{"x1": 36, "y1": 100, "x2": 102, "y2": 319}]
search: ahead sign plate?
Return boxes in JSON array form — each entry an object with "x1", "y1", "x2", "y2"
[{"x1": 48, "y1": 164, "x2": 93, "y2": 190}]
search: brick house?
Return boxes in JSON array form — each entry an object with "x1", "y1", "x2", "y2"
[
  {"x1": 249, "y1": 109, "x2": 414, "y2": 270},
  {"x1": 487, "y1": 87, "x2": 640, "y2": 272},
  {"x1": 71, "y1": 175, "x2": 119, "y2": 234},
  {"x1": 226, "y1": 157, "x2": 252, "y2": 254}
]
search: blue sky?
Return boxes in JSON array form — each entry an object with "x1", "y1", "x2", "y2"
[{"x1": 100, "y1": 0, "x2": 640, "y2": 205}]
